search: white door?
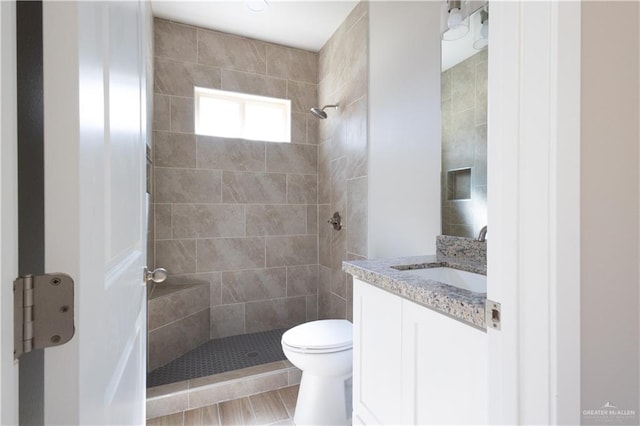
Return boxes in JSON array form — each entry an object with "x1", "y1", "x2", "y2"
[{"x1": 42, "y1": 1, "x2": 150, "y2": 424}]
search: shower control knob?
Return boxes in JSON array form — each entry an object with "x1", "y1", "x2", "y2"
[
  {"x1": 327, "y1": 212, "x2": 343, "y2": 231},
  {"x1": 144, "y1": 267, "x2": 168, "y2": 285}
]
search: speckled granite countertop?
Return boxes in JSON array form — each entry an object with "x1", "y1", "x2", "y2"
[{"x1": 343, "y1": 254, "x2": 487, "y2": 329}]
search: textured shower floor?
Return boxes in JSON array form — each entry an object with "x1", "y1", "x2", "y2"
[{"x1": 146, "y1": 328, "x2": 288, "y2": 388}]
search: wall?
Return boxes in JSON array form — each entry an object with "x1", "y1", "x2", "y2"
[
  {"x1": 441, "y1": 49, "x2": 487, "y2": 238},
  {"x1": 317, "y1": 2, "x2": 368, "y2": 321},
  {"x1": 152, "y1": 18, "x2": 319, "y2": 343},
  {"x1": 368, "y1": 1, "x2": 442, "y2": 259},
  {"x1": 581, "y1": 2, "x2": 640, "y2": 423}
]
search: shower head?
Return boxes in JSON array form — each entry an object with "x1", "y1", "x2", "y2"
[
  {"x1": 310, "y1": 104, "x2": 339, "y2": 119},
  {"x1": 310, "y1": 107, "x2": 327, "y2": 119}
]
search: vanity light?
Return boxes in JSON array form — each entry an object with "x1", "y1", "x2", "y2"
[
  {"x1": 442, "y1": 0, "x2": 469, "y2": 41},
  {"x1": 245, "y1": 0, "x2": 269, "y2": 13},
  {"x1": 473, "y1": 8, "x2": 489, "y2": 50}
]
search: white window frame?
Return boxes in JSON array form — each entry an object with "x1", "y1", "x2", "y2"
[{"x1": 194, "y1": 87, "x2": 291, "y2": 143}]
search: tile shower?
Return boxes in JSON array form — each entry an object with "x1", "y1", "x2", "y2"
[
  {"x1": 147, "y1": 0, "x2": 369, "y2": 390},
  {"x1": 317, "y1": 2, "x2": 369, "y2": 322}
]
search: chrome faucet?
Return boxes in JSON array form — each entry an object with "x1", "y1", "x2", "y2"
[{"x1": 477, "y1": 226, "x2": 487, "y2": 242}]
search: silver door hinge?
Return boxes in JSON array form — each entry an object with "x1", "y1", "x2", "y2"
[
  {"x1": 14, "y1": 273, "x2": 75, "y2": 359},
  {"x1": 486, "y1": 299, "x2": 501, "y2": 330}
]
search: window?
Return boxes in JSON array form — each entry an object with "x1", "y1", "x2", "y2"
[{"x1": 195, "y1": 87, "x2": 291, "y2": 143}]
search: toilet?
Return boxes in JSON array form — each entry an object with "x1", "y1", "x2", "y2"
[{"x1": 281, "y1": 319, "x2": 353, "y2": 425}]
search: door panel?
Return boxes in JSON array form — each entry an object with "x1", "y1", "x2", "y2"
[
  {"x1": 401, "y1": 299, "x2": 488, "y2": 425},
  {"x1": 353, "y1": 279, "x2": 403, "y2": 424},
  {"x1": 43, "y1": 1, "x2": 148, "y2": 424}
]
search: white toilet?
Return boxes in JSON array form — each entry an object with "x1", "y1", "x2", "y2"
[{"x1": 281, "y1": 319, "x2": 353, "y2": 425}]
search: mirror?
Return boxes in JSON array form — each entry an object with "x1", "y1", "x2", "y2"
[{"x1": 441, "y1": 5, "x2": 488, "y2": 238}]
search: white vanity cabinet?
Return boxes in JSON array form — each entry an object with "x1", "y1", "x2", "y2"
[{"x1": 352, "y1": 278, "x2": 488, "y2": 425}]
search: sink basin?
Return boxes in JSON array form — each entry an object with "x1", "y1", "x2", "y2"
[{"x1": 401, "y1": 267, "x2": 486, "y2": 293}]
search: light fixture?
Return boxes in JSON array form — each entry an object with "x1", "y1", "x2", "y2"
[
  {"x1": 473, "y1": 8, "x2": 489, "y2": 50},
  {"x1": 245, "y1": 0, "x2": 269, "y2": 13},
  {"x1": 442, "y1": 0, "x2": 469, "y2": 41}
]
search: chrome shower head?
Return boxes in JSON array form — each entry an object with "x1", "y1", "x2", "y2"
[
  {"x1": 310, "y1": 104, "x2": 339, "y2": 119},
  {"x1": 310, "y1": 107, "x2": 327, "y2": 119}
]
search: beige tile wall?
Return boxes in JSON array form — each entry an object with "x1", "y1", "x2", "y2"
[
  {"x1": 152, "y1": 18, "x2": 319, "y2": 340},
  {"x1": 148, "y1": 283, "x2": 211, "y2": 371},
  {"x1": 317, "y1": 2, "x2": 369, "y2": 322},
  {"x1": 441, "y1": 49, "x2": 488, "y2": 238}
]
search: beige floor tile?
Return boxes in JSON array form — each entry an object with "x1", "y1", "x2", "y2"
[
  {"x1": 249, "y1": 390, "x2": 289, "y2": 425},
  {"x1": 202, "y1": 404, "x2": 221, "y2": 425},
  {"x1": 184, "y1": 407, "x2": 202, "y2": 426},
  {"x1": 276, "y1": 385, "x2": 299, "y2": 418},
  {"x1": 147, "y1": 412, "x2": 184, "y2": 426},
  {"x1": 267, "y1": 419, "x2": 294, "y2": 426},
  {"x1": 184, "y1": 404, "x2": 220, "y2": 426},
  {"x1": 219, "y1": 397, "x2": 256, "y2": 425}
]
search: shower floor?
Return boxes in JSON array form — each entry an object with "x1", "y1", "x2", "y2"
[{"x1": 146, "y1": 328, "x2": 288, "y2": 388}]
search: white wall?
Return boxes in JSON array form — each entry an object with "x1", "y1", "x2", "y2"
[
  {"x1": 0, "y1": 1, "x2": 19, "y2": 424},
  {"x1": 368, "y1": 1, "x2": 441, "y2": 259},
  {"x1": 581, "y1": 2, "x2": 640, "y2": 422}
]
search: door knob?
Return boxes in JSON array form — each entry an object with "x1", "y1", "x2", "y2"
[{"x1": 144, "y1": 267, "x2": 168, "y2": 285}]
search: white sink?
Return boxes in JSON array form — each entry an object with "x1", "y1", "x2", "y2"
[{"x1": 402, "y1": 267, "x2": 486, "y2": 293}]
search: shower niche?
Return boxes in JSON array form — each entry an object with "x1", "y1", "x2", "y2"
[{"x1": 446, "y1": 168, "x2": 472, "y2": 201}]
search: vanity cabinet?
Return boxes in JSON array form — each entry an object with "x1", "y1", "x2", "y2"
[{"x1": 352, "y1": 278, "x2": 488, "y2": 425}]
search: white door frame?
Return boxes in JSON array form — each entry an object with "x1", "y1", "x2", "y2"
[
  {"x1": 487, "y1": 1, "x2": 581, "y2": 424},
  {"x1": 0, "y1": 0, "x2": 19, "y2": 423}
]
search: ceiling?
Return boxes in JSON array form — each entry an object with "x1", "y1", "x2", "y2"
[{"x1": 151, "y1": 1, "x2": 359, "y2": 52}]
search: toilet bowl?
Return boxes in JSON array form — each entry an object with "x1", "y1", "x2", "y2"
[{"x1": 281, "y1": 319, "x2": 353, "y2": 426}]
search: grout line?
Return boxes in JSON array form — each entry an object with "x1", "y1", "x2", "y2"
[
  {"x1": 148, "y1": 306, "x2": 210, "y2": 333},
  {"x1": 215, "y1": 403, "x2": 222, "y2": 426},
  {"x1": 195, "y1": 24, "x2": 200, "y2": 65},
  {"x1": 194, "y1": 236, "x2": 199, "y2": 274},
  {"x1": 154, "y1": 166, "x2": 316, "y2": 178},
  {"x1": 245, "y1": 394, "x2": 258, "y2": 424},
  {"x1": 169, "y1": 203, "x2": 174, "y2": 240},
  {"x1": 242, "y1": 302, "x2": 247, "y2": 334},
  {"x1": 275, "y1": 389, "x2": 291, "y2": 419},
  {"x1": 285, "y1": 266, "x2": 289, "y2": 299},
  {"x1": 263, "y1": 236, "x2": 267, "y2": 274}
]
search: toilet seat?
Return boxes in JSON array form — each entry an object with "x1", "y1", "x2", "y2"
[{"x1": 282, "y1": 319, "x2": 352, "y2": 354}]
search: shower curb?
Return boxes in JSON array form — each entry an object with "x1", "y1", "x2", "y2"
[{"x1": 146, "y1": 360, "x2": 301, "y2": 419}]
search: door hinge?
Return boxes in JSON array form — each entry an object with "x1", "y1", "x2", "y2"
[
  {"x1": 486, "y1": 299, "x2": 501, "y2": 330},
  {"x1": 14, "y1": 273, "x2": 75, "y2": 359}
]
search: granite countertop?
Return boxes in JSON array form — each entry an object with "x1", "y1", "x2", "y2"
[{"x1": 343, "y1": 254, "x2": 487, "y2": 329}]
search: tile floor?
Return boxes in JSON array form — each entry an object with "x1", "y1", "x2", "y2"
[
  {"x1": 147, "y1": 329, "x2": 288, "y2": 388},
  {"x1": 147, "y1": 385, "x2": 299, "y2": 426}
]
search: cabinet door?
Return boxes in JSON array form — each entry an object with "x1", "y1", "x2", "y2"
[
  {"x1": 402, "y1": 299, "x2": 489, "y2": 425},
  {"x1": 353, "y1": 279, "x2": 403, "y2": 424}
]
